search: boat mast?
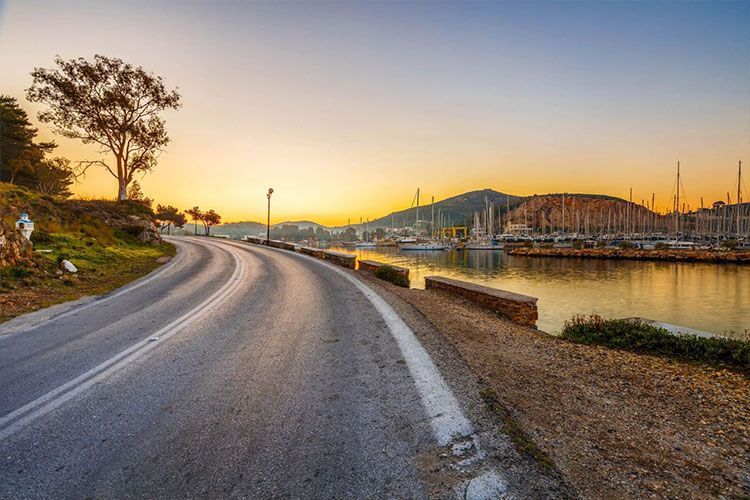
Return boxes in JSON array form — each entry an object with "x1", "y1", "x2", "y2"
[
  {"x1": 675, "y1": 161, "x2": 680, "y2": 236},
  {"x1": 561, "y1": 193, "x2": 565, "y2": 234},
  {"x1": 431, "y1": 196, "x2": 435, "y2": 239},
  {"x1": 416, "y1": 188, "x2": 420, "y2": 232},
  {"x1": 738, "y1": 160, "x2": 743, "y2": 237}
]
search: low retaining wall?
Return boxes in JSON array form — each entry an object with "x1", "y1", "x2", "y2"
[
  {"x1": 267, "y1": 240, "x2": 296, "y2": 251},
  {"x1": 242, "y1": 236, "x2": 263, "y2": 245},
  {"x1": 299, "y1": 246, "x2": 325, "y2": 258},
  {"x1": 424, "y1": 276, "x2": 538, "y2": 328},
  {"x1": 322, "y1": 250, "x2": 356, "y2": 269},
  {"x1": 358, "y1": 260, "x2": 410, "y2": 280}
]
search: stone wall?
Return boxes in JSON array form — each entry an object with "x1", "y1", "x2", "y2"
[
  {"x1": 266, "y1": 240, "x2": 296, "y2": 251},
  {"x1": 0, "y1": 222, "x2": 33, "y2": 267},
  {"x1": 424, "y1": 276, "x2": 538, "y2": 328},
  {"x1": 322, "y1": 250, "x2": 356, "y2": 269},
  {"x1": 358, "y1": 260, "x2": 410, "y2": 280},
  {"x1": 299, "y1": 246, "x2": 325, "y2": 259}
]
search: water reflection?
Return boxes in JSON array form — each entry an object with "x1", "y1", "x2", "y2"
[{"x1": 334, "y1": 247, "x2": 749, "y2": 335}]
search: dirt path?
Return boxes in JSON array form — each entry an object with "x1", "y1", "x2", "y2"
[{"x1": 365, "y1": 276, "x2": 749, "y2": 498}]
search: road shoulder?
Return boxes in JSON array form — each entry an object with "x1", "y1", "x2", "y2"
[{"x1": 355, "y1": 271, "x2": 749, "y2": 498}]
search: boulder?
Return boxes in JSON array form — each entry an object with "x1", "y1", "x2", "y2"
[{"x1": 0, "y1": 222, "x2": 33, "y2": 267}]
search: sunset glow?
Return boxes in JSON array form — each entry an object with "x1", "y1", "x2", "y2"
[{"x1": 1, "y1": 0, "x2": 748, "y2": 224}]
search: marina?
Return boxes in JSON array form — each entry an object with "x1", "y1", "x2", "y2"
[{"x1": 332, "y1": 245, "x2": 750, "y2": 336}]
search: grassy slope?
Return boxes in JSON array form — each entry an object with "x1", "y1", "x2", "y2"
[{"x1": 0, "y1": 183, "x2": 174, "y2": 323}]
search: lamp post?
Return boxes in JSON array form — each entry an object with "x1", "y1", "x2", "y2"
[{"x1": 266, "y1": 188, "x2": 274, "y2": 244}]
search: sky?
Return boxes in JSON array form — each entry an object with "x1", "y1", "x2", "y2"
[{"x1": 0, "y1": 0, "x2": 748, "y2": 225}]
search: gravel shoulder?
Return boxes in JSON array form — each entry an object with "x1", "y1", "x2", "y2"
[{"x1": 357, "y1": 272, "x2": 750, "y2": 499}]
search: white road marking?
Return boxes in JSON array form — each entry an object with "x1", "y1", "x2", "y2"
[
  {"x1": 0, "y1": 237, "x2": 192, "y2": 338},
  {"x1": 236, "y1": 242, "x2": 474, "y2": 447},
  {"x1": 232, "y1": 242, "x2": 513, "y2": 498},
  {"x1": 0, "y1": 240, "x2": 246, "y2": 442}
]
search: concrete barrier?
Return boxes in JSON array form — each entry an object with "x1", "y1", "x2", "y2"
[
  {"x1": 424, "y1": 276, "x2": 538, "y2": 328},
  {"x1": 322, "y1": 250, "x2": 356, "y2": 269},
  {"x1": 358, "y1": 260, "x2": 410, "y2": 280},
  {"x1": 299, "y1": 246, "x2": 325, "y2": 259}
]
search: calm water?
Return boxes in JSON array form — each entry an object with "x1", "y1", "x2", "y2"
[{"x1": 332, "y1": 247, "x2": 750, "y2": 335}]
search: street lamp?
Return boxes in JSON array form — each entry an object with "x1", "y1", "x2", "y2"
[{"x1": 266, "y1": 188, "x2": 274, "y2": 244}]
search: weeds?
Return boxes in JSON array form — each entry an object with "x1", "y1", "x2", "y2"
[
  {"x1": 374, "y1": 265, "x2": 410, "y2": 287},
  {"x1": 561, "y1": 315, "x2": 750, "y2": 373}
]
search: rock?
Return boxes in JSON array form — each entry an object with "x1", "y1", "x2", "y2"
[
  {"x1": 0, "y1": 222, "x2": 33, "y2": 267},
  {"x1": 61, "y1": 260, "x2": 77, "y2": 273}
]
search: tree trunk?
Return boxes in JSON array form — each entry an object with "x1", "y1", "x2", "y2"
[{"x1": 118, "y1": 178, "x2": 128, "y2": 201}]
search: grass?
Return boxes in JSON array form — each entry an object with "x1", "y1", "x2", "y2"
[
  {"x1": 1, "y1": 181, "x2": 174, "y2": 323},
  {"x1": 373, "y1": 265, "x2": 410, "y2": 287},
  {"x1": 0, "y1": 234, "x2": 174, "y2": 323},
  {"x1": 561, "y1": 315, "x2": 750, "y2": 373}
]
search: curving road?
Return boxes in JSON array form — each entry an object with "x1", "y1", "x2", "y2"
[{"x1": 0, "y1": 237, "x2": 507, "y2": 498}]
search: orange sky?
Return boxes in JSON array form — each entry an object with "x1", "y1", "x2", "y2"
[{"x1": 1, "y1": 1, "x2": 748, "y2": 225}]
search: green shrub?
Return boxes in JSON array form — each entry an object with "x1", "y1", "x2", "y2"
[
  {"x1": 721, "y1": 240, "x2": 738, "y2": 250},
  {"x1": 561, "y1": 315, "x2": 750, "y2": 373},
  {"x1": 374, "y1": 265, "x2": 409, "y2": 288},
  {"x1": 572, "y1": 240, "x2": 583, "y2": 249},
  {"x1": 596, "y1": 240, "x2": 607, "y2": 248},
  {"x1": 654, "y1": 242, "x2": 669, "y2": 250},
  {"x1": 30, "y1": 230, "x2": 52, "y2": 245},
  {"x1": 618, "y1": 241, "x2": 633, "y2": 250},
  {"x1": 0, "y1": 266, "x2": 31, "y2": 279}
]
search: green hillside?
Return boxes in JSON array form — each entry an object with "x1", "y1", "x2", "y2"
[
  {"x1": 361, "y1": 188, "x2": 522, "y2": 229},
  {"x1": 1, "y1": 182, "x2": 173, "y2": 323}
]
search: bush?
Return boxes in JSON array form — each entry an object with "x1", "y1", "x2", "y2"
[
  {"x1": 30, "y1": 230, "x2": 52, "y2": 245},
  {"x1": 374, "y1": 265, "x2": 409, "y2": 288},
  {"x1": 721, "y1": 240, "x2": 739, "y2": 250},
  {"x1": 618, "y1": 241, "x2": 633, "y2": 250},
  {"x1": 572, "y1": 240, "x2": 583, "y2": 249},
  {"x1": 0, "y1": 266, "x2": 31, "y2": 279},
  {"x1": 561, "y1": 315, "x2": 750, "y2": 372},
  {"x1": 654, "y1": 242, "x2": 669, "y2": 250}
]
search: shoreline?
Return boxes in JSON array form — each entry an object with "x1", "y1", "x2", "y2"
[
  {"x1": 358, "y1": 273, "x2": 749, "y2": 498},
  {"x1": 507, "y1": 246, "x2": 750, "y2": 263}
]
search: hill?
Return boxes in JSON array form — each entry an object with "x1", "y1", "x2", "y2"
[
  {"x1": 359, "y1": 188, "x2": 522, "y2": 230},
  {"x1": 0, "y1": 182, "x2": 173, "y2": 322},
  {"x1": 506, "y1": 193, "x2": 659, "y2": 233}
]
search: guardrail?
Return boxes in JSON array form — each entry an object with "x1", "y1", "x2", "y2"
[{"x1": 424, "y1": 276, "x2": 538, "y2": 328}]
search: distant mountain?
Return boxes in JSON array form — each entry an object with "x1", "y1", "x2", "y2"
[
  {"x1": 357, "y1": 189, "x2": 522, "y2": 229},
  {"x1": 212, "y1": 219, "x2": 333, "y2": 238},
  {"x1": 506, "y1": 194, "x2": 660, "y2": 232},
  {"x1": 212, "y1": 221, "x2": 266, "y2": 238}
]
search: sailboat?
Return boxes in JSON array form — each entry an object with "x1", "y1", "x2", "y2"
[
  {"x1": 354, "y1": 219, "x2": 376, "y2": 248},
  {"x1": 464, "y1": 200, "x2": 502, "y2": 250},
  {"x1": 399, "y1": 189, "x2": 450, "y2": 251}
]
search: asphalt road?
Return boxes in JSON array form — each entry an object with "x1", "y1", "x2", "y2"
[{"x1": 0, "y1": 237, "x2": 509, "y2": 499}]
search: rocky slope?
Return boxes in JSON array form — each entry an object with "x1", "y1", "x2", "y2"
[{"x1": 506, "y1": 194, "x2": 662, "y2": 233}]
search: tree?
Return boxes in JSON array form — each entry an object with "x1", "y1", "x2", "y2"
[
  {"x1": 127, "y1": 180, "x2": 153, "y2": 208},
  {"x1": 0, "y1": 95, "x2": 59, "y2": 189},
  {"x1": 374, "y1": 227, "x2": 386, "y2": 240},
  {"x1": 33, "y1": 157, "x2": 75, "y2": 197},
  {"x1": 27, "y1": 55, "x2": 181, "y2": 201},
  {"x1": 201, "y1": 209, "x2": 221, "y2": 236},
  {"x1": 155, "y1": 204, "x2": 187, "y2": 235},
  {"x1": 185, "y1": 206, "x2": 202, "y2": 236}
]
